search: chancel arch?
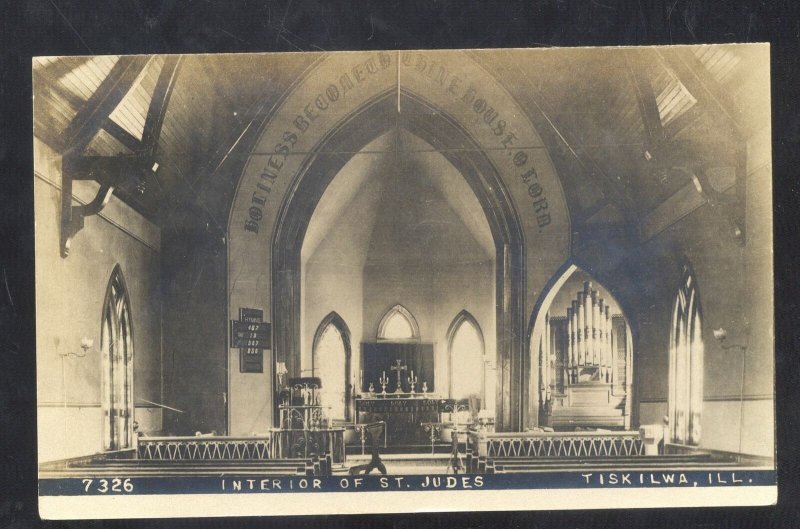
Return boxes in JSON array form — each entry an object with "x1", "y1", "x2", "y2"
[
  {"x1": 311, "y1": 312, "x2": 352, "y2": 421},
  {"x1": 269, "y1": 92, "x2": 530, "y2": 432},
  {"x1": 227, "y1": 51, "x2": 570, "y2": 434},
  {"x1": 668, "y1": 264, "x2": 704, "y2": 445},
  {"x1": 528, "y1": 264, "x2": 633, "y2": 430},
  {"x1": 101, "y1": 265, "x2": 134, "y2": 451}
]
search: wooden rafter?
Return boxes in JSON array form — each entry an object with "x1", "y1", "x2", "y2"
[
  {"x1": 655, "y1": 48, "x2": 744, "y2": 139},
  {"x1": 60, "y1": 55, "x2": 149, "y2": 155},
  {"x1": 101, "y1": 119, "x2": 141, "y2": 153},
  {"x1": 141, "y1": 55, "x2": 183, "y2": 157},
  {"x1": 625, "y1": 49, "x2": 665, "y2": 152}
]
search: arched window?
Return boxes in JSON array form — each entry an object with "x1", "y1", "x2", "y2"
[
  {"x1": 101, "y1": 266, "x2": 134, "y2": 451},
  {"x1": 377, "y1": 304, "x2": 420, "y2": 341},
  {"x1": 447, "y1": 311, "x2": 486, "y2": 405},
  {"x1": 312, "y1": 313, "x2": 351, "y2": 421},
  {"x1": 668, "y1": 267, "x2": 704, "y2": 445}
]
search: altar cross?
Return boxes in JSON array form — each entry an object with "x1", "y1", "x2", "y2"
[{"x1": 391, "y1": 359, "x2": 407, "y2": 392}]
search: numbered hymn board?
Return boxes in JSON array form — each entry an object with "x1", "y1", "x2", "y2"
[{"x1": 34, "y1": 45, "x2": 776, "y2": 519}]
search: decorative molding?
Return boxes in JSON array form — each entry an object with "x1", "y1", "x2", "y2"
[
  {"x1": 704, "y1": 394, "x2": 773, "y2": 402},
  {"x1": 638, "y1": 394, "x2": 773, "y2": 405},
  {"x1": 38, "y1": 402, "x2": 165, "y2": 409}
]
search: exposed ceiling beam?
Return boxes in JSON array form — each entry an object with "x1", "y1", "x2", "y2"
[
  {"x1": 60, "y1": 55, "x2": 150, "y2": 156},
  {"x1": 662, "y1": 103, "x2": 704, "y2": 140},
  {"x1": 625, "y1": 49, "x2": 665, "y2": 152},
  {"x1": 655, "y1": 47, "x2": 744, "y2": 139},
  {"x1": 142, "y1": 56, "x2": 183, "y2": 157},
  {"x1": 101, "y1": 119, "x2": 142, "y2": 153}
]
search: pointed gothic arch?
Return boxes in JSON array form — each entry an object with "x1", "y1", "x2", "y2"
[
  {"x1": 311, "y1": 312, "x2": 352, "y2": 421},
  {"x1": 446, "y1": 310, "x2": 488, "y2": 404},
  {"x1": 377, "y1": 304, "x2": 421, "y2": 342},
  {"x1": 270, "y1": 91, "x2": 527, "y2": 430},
  {"x1": 101, "y1": 265, "x2": 134, "y2": 450},
  {"x1": 526, "y1": 262, "x2": 634, "y2": 430}
]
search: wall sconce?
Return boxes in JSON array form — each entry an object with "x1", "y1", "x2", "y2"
[
  {"x1": 80, "y1": 337, "x2": 93, "y2": 353},
  {"x1": 60, "y1": 337, "x2": 93, "y2": 359}
]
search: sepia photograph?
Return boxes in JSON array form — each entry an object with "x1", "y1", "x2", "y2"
[{"x1": 33, "y1": 45, "x2": 775, "y2": 518}]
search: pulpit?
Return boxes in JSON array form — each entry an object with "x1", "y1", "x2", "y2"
[{"x1": 275, "y1": 377, "x2": 345, "y2": 462}]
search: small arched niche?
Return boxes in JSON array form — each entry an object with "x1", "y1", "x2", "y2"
[{"x1": 529, "y1": 265, "x2": 633, "y2": 431}]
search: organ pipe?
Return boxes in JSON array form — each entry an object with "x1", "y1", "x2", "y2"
[{"x1": 560, "y1": 281, "x2": 614, "y2": 385}]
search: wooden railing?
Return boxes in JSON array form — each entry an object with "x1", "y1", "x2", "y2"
[
  {"x1": 136, "y1": 435, "x2": 276, "y2": 460},
  {"x1": 466, "y1": 430, "x2": 645, "y2": 473}
]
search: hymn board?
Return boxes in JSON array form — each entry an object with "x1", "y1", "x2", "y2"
[{"x1": 230, "y1": 308, "x2": 271, "y2": 373}]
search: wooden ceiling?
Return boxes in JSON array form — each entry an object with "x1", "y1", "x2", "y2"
[{"x1": 33, "y1": 46, "x2": 769, "y2": 239}]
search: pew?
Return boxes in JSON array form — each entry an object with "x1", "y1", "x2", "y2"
[
  {"x1": 485, "y1": 454, "x2": 718, "y2": 473},
  {"x1": 40, "y1": 435, "x2": 335, "y2": 477},
  {"x1": 42, "y1": 457, "x2": 323, "y2": 477}
]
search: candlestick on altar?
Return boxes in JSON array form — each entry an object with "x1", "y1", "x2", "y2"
[
  {"x1": 408, "y1": 371, "x2": 418, "y2": 394},
  {"x1": 379, "y1": 371, "x2": 388, "y2": 394}
]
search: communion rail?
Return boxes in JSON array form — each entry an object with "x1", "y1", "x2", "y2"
[{"x1": 467, "y1": 430, "x2": 647, "y2": 474}]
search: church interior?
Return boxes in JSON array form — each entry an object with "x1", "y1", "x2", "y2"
[{"x1": 34, "y1": 46, "x2": 774, "y2": 477}]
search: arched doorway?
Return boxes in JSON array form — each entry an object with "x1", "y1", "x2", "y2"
[
  {"x1": 101, "y1": 265, "x2": 134, "y2": 450},
  {"x1": 272, "y1": 91, "x2": 525, "y2": 430}
]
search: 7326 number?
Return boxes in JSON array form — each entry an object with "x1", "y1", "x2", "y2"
[{"x1": 82, "y1": 478, "x2": 134, "y2": 493}]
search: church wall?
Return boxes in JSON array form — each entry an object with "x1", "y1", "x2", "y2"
[
  {"x1": 431, "y1": 261, "x2": 496, "y2": 403},
  {"x1": 361, "y1": 260, "x2": 495, "y2": 398},
  {"x1": 362, "y1": 263, "x2": 436, "y2": 342},
  {"x1": 617, "y1": 125, "x2": 773, "y2": 457},
  {"x1": 34, "y1": 139, "x2": 163, "y2": 462},
  {"x1": 161, "y1": 238, "x2": 228, "y2": 436},
  {"x1": 302, "y1": 259, "x2": 363, "y2": 383}
]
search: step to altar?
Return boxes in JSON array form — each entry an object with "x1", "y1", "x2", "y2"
[
  {"x1": 338, "y1": 453, "x2": 457, "y2": 475},
  {"x1": 346, "y1": 443, "x2": 454, "y2": 456}
]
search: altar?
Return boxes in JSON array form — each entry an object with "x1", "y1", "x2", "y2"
[{"x1": 355, "y1": 396, "x2": 441, "y2": 447}]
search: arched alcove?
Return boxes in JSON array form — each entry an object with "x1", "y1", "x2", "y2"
[{"x1": 527, "y1": 264, "x2": 633, "y2": 430}]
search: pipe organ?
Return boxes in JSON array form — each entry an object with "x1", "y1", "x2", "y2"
[
  {"x1": 539, "y1": 281, "x2": 632, "y2": 430},
  {"x1": 567, "y1": 281, "x2": 613, "y2": 384}
]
